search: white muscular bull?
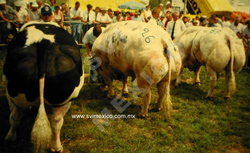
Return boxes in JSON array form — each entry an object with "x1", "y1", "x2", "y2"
[
  {"x1": 92, "y1": 21, "x2": 182, "y2": 117},
  {"x1": 174, "y1": 27, "x2": 246, "y2": 99}
]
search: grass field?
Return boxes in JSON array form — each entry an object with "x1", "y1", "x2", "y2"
[{"x1": 0, "y1": 47, "x2": 250, "y2": 153}]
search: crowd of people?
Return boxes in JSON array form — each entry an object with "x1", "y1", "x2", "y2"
[{"x1": 0, "y1": 1, "x2": 249, "y2": 66}]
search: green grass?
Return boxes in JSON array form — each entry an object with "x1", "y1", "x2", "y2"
[{"x1": 0, "y1": 48, "x2": 250, "y2": 153}]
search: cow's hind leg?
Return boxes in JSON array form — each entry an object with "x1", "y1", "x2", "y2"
[
  {"x1": 5, "y1": 96, "x2": 23, "y2": 142},
  {"x1": 121, "y1": 77, "x2": 128, "y2": 95},
  {"x1": 50, "y1": 102, "x2": 71, "y2": 153},
  {"x1": 194, "y1": 66, "x2": 201, "y2": 85},
  {"x1": 206, "y1": 66, "x2": 218, "y2": 99},
  {"x1": 155, "y1": 81, "x2": 172, "y2": 117},
  {"x1": 224, "y1": 70, "x2": 236, "y2": 99},
  {"x1": 137, "y1": 78, "x2": 151, "y2": 118}
]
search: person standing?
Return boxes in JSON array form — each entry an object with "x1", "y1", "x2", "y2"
[
  {"x1": 158, "y1": 14, "x2": 166, "y2": 29},
  {"x1": 96, "y1": 7, "x2": 111, "y2": 27},
  {"x1": 28, "y1": 2, "x2": 40, "y2": 21},
  {"x1": 132, "y1": 11, "x2": 144, "y2": 22},
  {"x1": 63, "y1": 6, "x2": 72, "y2": 34},
  {"x1": 229, "y1": 17, "x2": 244, "y2": 34},
  {"x1": 113, "y1": 11, "x2": 122, "y2": 23},
  {"x1": 54, "y1": 5, "x2": 64, "y2": 28},
  {"x1": 81, "y1": 4, "x2": 95, "y2": 35},
  {"x1": 148, "y1": 7, "x2": 160, "y2": 26},
  {"x1": 166, "y1": 11, "x2": 186, "y2": 40},
  {"x1": 158, "y1": 3, "x2": 164, "y2": 17},
  {"x1": 0, "y1": 0, "x2": 20, "y2": 43},
  {"x1": 164, "y1": 1, "x2": 172, "y2": 14},
  {"x1": 14, "y1": 1, "x2": 29, "y2": 28},
  {"x1": 144, "y1": 3, "x2": 151, "y2": 22},
  {"x1": 70, "y1": 1, "x2": 82, "y2": 43}
]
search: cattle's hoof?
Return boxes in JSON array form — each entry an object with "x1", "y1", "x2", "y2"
[
  {"x1": 224, "y1": 97, "x2": 230, "y2": 100},
  {"x1": 194, "y1": 82, "x2": 201, "y2": 86},
  {"x1": 51, "y1": 146, "x2": 63, "y2": 153},
  {"x1": 151, "y1": 107, "x2": 161, "y2": 112},
  {"x1": 107, "y1": 94, "x2": 115, "y2": 99},
  {"x1": 138, "y1": 113, "x2": 148, "y2": 118},
  {"x1": 206, "y1": 96, "x2": 214, "y2": 101},
  {"x1": 4, "y1": 134, "x2": 16, "y2": 142}
]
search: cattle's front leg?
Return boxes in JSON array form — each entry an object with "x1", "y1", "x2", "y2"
[
  {"x1": 194, "y1": 66, "x2": 201, "y2": 85},
  {"x1": 50, "y1": 102, "x2": 71, "y2": 153},
  {"x1": 206, "y1": 66, "x2": 218, "y2": 99},
  {"x1": 5, "y1": 95, "x2": 23, "y2": 142}
]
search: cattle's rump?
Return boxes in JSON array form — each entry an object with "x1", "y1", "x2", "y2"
[
  {"x1": 93, "y1": 21, "x2": 182, "y2": 117},
  {"x1": 3, "y1": 23, "x2": 83, "y2": 106},
  {"x1": 174, "y1": 26, "x2": 246, "y2": 98}
]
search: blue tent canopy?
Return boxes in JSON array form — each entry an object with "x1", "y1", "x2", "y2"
[{"x1": 118, "y1": 1, "x2": 146, "y2": 11}]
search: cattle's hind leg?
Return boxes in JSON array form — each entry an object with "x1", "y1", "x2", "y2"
[
  {"x1": 194, "y1": 66, "x2": 201, "y2": 85},
  {"x1": 206, "y1": 66, "x2": 218, "y2": 99},
  {"x1": 5, "y1": 96, "x2": 23, "y2": 142},
  {"x1": 137, "y1": 78, "x2": 151, "y2": 118},
  {"x1": 121, "y1": 77, "x2": 128, "y2": 95},
  {"x1": 50, "y1": 102, "x2": 71, "y2": 153},
  {"x1": 224, "y1": 70, "x2": 236, "y2": 99}
]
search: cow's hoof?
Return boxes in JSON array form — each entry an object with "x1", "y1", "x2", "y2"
[
  {"x1": 51, "y1": 146, "x2": 63, "y2": 153},
  {"x1": 138, "y1": 113, "x2": 148, "y2": 118},
  {"x1": 194, "y1": 82, "x2": 201, "y2": 86},
  {"x1": 206, "y1": 96, "x2": 214, "y2": 101},
  {"x1": 107, "y1": 94, "x2": 115, "y2": 99},
  {"x1": 4, "y1": 133, "x2": 16, "y2": 142},
  {"x1": 151, "y1": 107, "x2": 161, "y2": 112},
  {"x1": 224, "y1": 97, "x2": 230, "y2": 100}
]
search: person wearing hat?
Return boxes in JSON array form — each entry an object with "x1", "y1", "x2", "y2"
[
  {"x1": 14, "y1": 1, "x2": 29, "y2": 28},
  {"x1": 40, "y1": 5, "x2": 53, "y2": 22},
  {"x1": 158, "y1": 14, "x2": 167, "y2": 30},
  {"x1": 143, "y1": 3, "x2": 151, "y2": 23},
  {"x1": 28, "y1": 2, "x2": 40, "y2": 21},
  {"x1": 132, "y1": 11, "x2": 144, "y2": 22},
  {"x1": 70, "y1": 1, "x2": 82, "y2": 43},
  {"x1": 164, "y1": 1, "x2": 172, "y2": 14},
  {"x1": 0, "y1": 0, "x2": 20, "y2": 43},
  {"x1": 158, "y1": 3, "x2": 164, "y2": 17},
  {"x1": 96, "y1": 7, "x2": 111, "y2": 27}
]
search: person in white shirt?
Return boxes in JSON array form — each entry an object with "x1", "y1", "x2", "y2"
[
  {"x1": 83, "y1": 25, "x2": 105, "y2": 83},
  {"x1": 159, "y1": 3, "x2": 164, "y2": 17},
  {"x1": 81, "y1": 4, "x2": 96, "y2": 34},
  {"x1": 144, "y1": 4, "x2": 151, "y2": 22},
  {"x1": 229, "y1": 17, "x2": 245, "y2": 34},
  {"x1": 166, "y1": 11, "x2": 186, "y2": 40},
  {"x1": 14, "y1": 1, "x2": 29, "y2": 27},
  {"x1": 96, "y1": 7, "x2": 111, "y2": 27},
  {"x1": 158, "y1": 14, "x2": 166, "y2": 29},
  {"x1": 113, "y1": 11, "x2": 123, "y2": 23},
  {"x1": 222, "y1": 16, "x2": 231, "y2": 27},
  {"x1": 182, "y1": 16, "x2": 192, "y2": 28},
  {"x1": 132, "y1": 11, "x2": 144, "y2": 22},
  {"x1": 70, "y1": 1, "x2": 82, "y2": 43},
  {"x1": 164, "y1": 1, "x2": 172, "y2": 14},
  {"x1": 148, "y1": 7, "x2": 160, "y2": 26}
]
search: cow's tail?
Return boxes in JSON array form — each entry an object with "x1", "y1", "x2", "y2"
[
  {"x1": 163, "y1": 47, "x2": 172, "y2": 119},
  {"x1": 228, "y1": 36, "x2": 236, "y2": 95},
  {"x1": 31, "y1": 39, "x2": 52, "y2": 152}
]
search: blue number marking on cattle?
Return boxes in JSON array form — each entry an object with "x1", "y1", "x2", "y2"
[
  {"x1": 210, "y1": 28, "x2": 221, "y2": 34},
  {"x1": 142, "y1": 28, "x2": 149, "y2": 37},
  {"x1": 145, "y1": 36, "x2": 155, "y2": 43}
]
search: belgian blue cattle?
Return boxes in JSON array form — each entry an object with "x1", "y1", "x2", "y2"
[
  {"x1": 174, "y1": 27, "x2": 246, "y2": 99},
  {"x1": 92, "y1": 21, "x2": 182, "y2": 118},
  {"x1": 3, "y1": 22, "x2": 84, "y2": 152}
]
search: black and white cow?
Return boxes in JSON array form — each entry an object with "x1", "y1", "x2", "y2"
[{"x1": 3, "y1": 22, "x2": 84, "y2": 152}]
